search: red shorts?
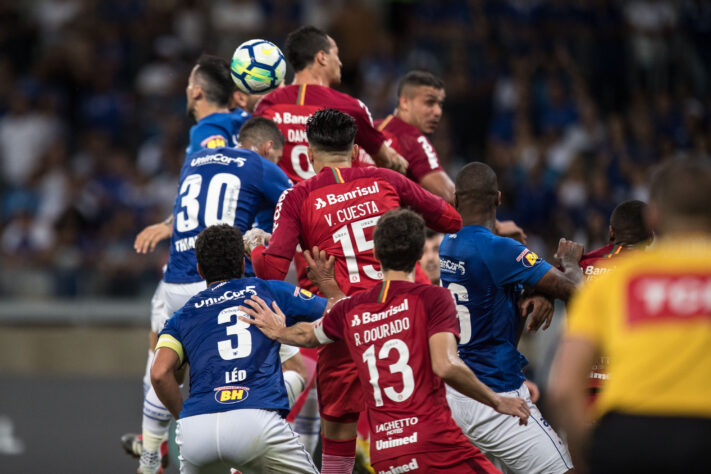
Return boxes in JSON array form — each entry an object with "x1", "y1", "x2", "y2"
[
  {"x1": 372, "y1": 450, "x2": 500, "y2": 474},
  {"x1": 316, "y1": 339, "x2": 364, "y2": 423}
]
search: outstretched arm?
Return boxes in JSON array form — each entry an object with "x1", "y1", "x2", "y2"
[
  {"x1": 150, "y1": 347, "x2": 183, "y2": 419},
  {"x1": 534, "y1": 238, "x2": 584, "y2": 302},
  {"x1": 239, "y1": 296, "x2": 324, "y2": 348},
  {"x1": 134, "y1": 216, "x2": 173, "y2": 254},
  {"x1": 429, "y1": 331, "x2": 530, "y2": 425},
  {"x1": 373, "y1": 143, "x2": 409, "y2": 175}
]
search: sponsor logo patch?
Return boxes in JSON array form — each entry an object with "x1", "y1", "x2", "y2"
[
  {"x1": 214, "y1": 386, "x2": 250, "y2": 404},
  {"x1": 516, "y1": 249, "x2": 539, "y2": 268},
  {"x1": 201, "y1": 135, "x2": 227, "y2": 149}
]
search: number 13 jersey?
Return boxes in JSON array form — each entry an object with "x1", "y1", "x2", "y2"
[{"x1": 253, "y1": 166, "x2": 462, "y2": 296}]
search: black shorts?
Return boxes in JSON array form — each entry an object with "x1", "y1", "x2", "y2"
[{"x1": 590, "y1": 412, "x2": 711, "y2": 474}]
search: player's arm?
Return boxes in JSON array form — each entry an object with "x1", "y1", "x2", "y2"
[
  {"x1": 134, "y1": 215, "x2": 173, "y2": 254},
  {"x1": 533, "y1": 238, "x2": 584, "y2": 302},
  {"x1": 303, "y1": 246, "x2": 346, "y2": 305},
  {"x1": 372, "y1": 143, "x2": 409, "y2": 175},
  {"x1": 150, "y1": 342, "x2": 184, "y2": 419},
  {"x1": 239, "y1": 297, "x2": 323, "y2": 348},
  {"x1": 419, "y1": 170, "x2": 455, "y2": 204},
  {"x1": 429, "y1": 331, "x2": 529, "y2": 425},
  {"x1": 251, "y1": 188, "x2": 301, "y2": 280}
]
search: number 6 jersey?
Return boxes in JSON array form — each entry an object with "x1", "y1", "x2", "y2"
[
  {"x1": 157, "y1": 277, "x2": 327, "y2": 418},
  {"x1": 313, "y1": 281, "x2": 480, "y2": 466},
  {"x1": 252, "y1": 166, "x2": 462, "y2": 296},
  {"x1": 164, "y1": 147, "x2": 292, "y2": 284}
]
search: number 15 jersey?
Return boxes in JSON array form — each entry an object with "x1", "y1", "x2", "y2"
[{"x1": 252, "y1": 166, "x2": 462, "y2": 296}]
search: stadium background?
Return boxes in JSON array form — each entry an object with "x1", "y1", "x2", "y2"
[{"x1": 0, "y1": 0, "x2": 708, "y2": 472}]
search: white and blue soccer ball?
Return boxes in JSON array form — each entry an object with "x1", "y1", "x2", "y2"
[{"x1": 230, "y1": 39, "x2": 286, "y2": 94}]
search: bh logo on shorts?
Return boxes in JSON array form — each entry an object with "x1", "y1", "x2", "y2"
[{"x1": 214, "y1": 385, "x2": 250, "y2": 404}]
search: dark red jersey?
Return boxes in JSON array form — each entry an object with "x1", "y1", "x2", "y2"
[
  {"x1": 252, "y1": 166, "x2": 462, "y2": 296},
  {"x1": 315, "y1": 281, "x2": 481, "y2": 466},
  {"x1": 375, "y1": 115, "x2": 443, "y2": 184},
  {"x1": 254, "y1": 84, "x2": 385, "y2": 183}
]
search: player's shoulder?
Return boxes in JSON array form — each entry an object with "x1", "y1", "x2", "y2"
[
  {"x1": 254, "y1": 85, "x2": 299, "y2": 111},
  {"x1": 386, "y1": 115, "x2": 421, "y2": 138},
  {"x1": 341, "y1": 165, "x2": 402, "y2": 182}
]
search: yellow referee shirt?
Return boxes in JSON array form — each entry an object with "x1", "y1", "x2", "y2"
[{"x1": 565, "y1": 236, "x2": 711, "y2": 419}]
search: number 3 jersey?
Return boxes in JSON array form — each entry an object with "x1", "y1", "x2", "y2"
[
  {"x1": 252, "y1": 166, "x2": 462, "y2": 296},
  {"x1": 156, "y1": 277, "x2": 327, "y2": 419},
  {"x1": 164, "y1": 147, "x2": 292, "y2": 284},
  {"x1": 314, "y1": 281, "x2": 480, "y2": 465}
]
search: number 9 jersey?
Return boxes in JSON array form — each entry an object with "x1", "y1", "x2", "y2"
[
  {"x1": 157, "y1": 278, "x2": 327, "y2": 418},
  {"x1": 164, "y1": 147, "x2": 292, "y2": 284}
]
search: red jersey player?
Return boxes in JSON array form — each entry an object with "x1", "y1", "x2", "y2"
[
  {"x1": 248, "y1": 109, "x2": 462, "y2": 472},
  {"x1": 240, "y1": 209, "x2": 530, "y2": 473},
  {"x1": 574, "y1": 200, "x2": 652, "y2": 401},
  {"x1": 253, "y1": 25, "x2": 408, "y2": 183}
]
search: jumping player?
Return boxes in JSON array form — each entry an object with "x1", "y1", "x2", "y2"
[
  {"x1": 440, "y1": 162, "x2": 583, "y2": 473},
  {"x1": 253, "y1": 25, "x2": 408, "y2": 182},
  {"x1": 151, "y1": 224, "x2": 324, "y2": 474},
  {"x1": 240, "y1": 209, "x2": 530, "y2": 473},
  {"x1": 249, "y1": 109, "x2": 462, "y2": 473}
]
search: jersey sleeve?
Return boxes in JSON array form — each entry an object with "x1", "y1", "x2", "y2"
[
  {"x1": 156, "y1": 310, "x2": 186, "y2": 365},
  {"x1": 313, "y1": 298, "x2": 348, "y2": 344},
  {"x1": 190, "y1": 123, "x2": 230, "y2": 150},
  {"x1": 403, "y1": 135, "x2": 443, "y2": 183},
  {"x1": 486, "y1": 238, "x2": 553, "y2": 287},
  {"x1": 252, "y1": 187, "x2": 302, "y2": 280},
  {"x1": 383, "y1": 169, "x2": 462, "y2": 232},
  {"x1": 348, "y1": 99, "x2": 385, "y2": 155},
  {"x1": 267, "y1": 280, "x2": 328, "y2": 325},
  {"x1": 425, "y1": 287, "x2": 460, "y2": 339}
]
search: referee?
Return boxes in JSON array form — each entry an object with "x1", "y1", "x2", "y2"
[{"x1": 549, "y1": 159, "x2": 711, "y2": 473}]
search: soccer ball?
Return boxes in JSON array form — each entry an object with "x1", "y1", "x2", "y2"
[{"x1": 230, "y1": 39, "x2": 286, "y2": 94}]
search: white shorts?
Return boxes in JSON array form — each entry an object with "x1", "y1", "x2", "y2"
[
  {"x1": 176, "y1": 409, "x2": 318, "y2": 474},
  {"x1": 150, "y1": 280, "x2": 207, "y2": 333},
  {"x1": 446, "y1": 382, "x2": 573, "y2": 474},
  {"x1": 151, "y1": 280, "x2": 299, "y2": 364}
]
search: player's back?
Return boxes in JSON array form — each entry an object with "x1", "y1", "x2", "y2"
[
  {"x1": 375, "y1": 115, "x2": 442, "y2": 184},
  {"x1": 254, "y1": 84, "x2": 383, "y2": 182},
  {"x1": 165, "y1": 147, "x2": 290, "y2": 283},
  {"x1": 320, "y1": 280, "x2": 477, "y2": 466}
]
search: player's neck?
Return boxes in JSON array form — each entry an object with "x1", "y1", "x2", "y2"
[
  {"x1": 292, "y1": 68, "x2": 330, "y2": 87},
  {"x1": 195, "y1": 102, "x2": 230, "y2": 122},
  {"x1": 462, "y1": 212, "x2": 496, "y2": 232},
  {"x1": 382, "y1": 269, "x2": 416, "y2": 282},
  {"x1": 394, "y1": 109, "x2": 413, "y2": 127}
]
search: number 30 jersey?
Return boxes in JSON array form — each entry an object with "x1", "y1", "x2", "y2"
[
  {"x1": 157, "y1": 277, "x2": 327, "y2": 419},
  {"x1": 252, "y1": 166, "x2": 462, "y2": 295},
  {"x1": 164, "y1": 147, "x2": 292, "y2": 284},
  {"x1": 314, "y1": 281, "x2": 479, "y2": 465}
]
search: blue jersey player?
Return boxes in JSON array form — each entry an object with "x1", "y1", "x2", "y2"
[
  {"x1": 439, "y1": 162, "x2": 583, "y2": 474},
  {"x1": 152, "y1": 224, "x2": 321, "y2": 474}
]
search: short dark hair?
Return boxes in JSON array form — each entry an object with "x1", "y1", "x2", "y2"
[
  {"x1": 397, "y1": 70, "x2": 445, "y2": 98},
  {"x1": 650, "y1": 159, "x2": 711, "y2": 224},
  {"x1": 285, "y1": 26, "x2": 331, "y2": 72},
  {"x1": 195, "y1": 54, "x2": 233, "y2": 107},
  {"x1": 455, "y1": 162, "x2": 498, "y2": 211},
  {"x1": 610, "y1": 200, "x2": 651, "y2": 244},
  {"x1": 374, "y1": 209, "x2": 425, "y2": 272},
  {"x1": 306, "y1": 108, "x2": 357, "y2": 153},
  {"x1": 195, "y1": 224, "x2": 245, "y2": 284},
  {"x1": 238, "y1": 117, "x2": 285, "y2": 150},
  {"x1": 425, "y1": 228, "x2": 443, "y2": 240}
]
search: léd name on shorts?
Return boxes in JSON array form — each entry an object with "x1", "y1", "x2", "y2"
[{"x1": 378, "y1": 458, "x2": 419, "y2": 474}]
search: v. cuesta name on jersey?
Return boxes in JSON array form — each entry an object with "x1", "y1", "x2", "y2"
[
  {"x1": 323, "y1": 200, "x2": 380, "y2": 226},
  {"x1": 194, "y1": 285, "x2": 257, "y2": 308}
]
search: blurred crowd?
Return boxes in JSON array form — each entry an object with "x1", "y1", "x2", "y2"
[{"x1": 1, "y1": 0, "x2": 709, "y2": 298}]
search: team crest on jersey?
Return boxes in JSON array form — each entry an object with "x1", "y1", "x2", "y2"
[
  {"x1": 294, "y1": 287, "x2": 315, "y2": 300},
  {"x1": 214, "y1": 385, "x2": 250, "y2": 404},
  {"x1": 201, "y1": 135, "x2": 227, "y2": 149},
  {"x1": 516, "y1": 249, "x2": 540, "y2": 268}
]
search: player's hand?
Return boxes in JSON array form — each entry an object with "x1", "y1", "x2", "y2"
[
  {"x1": 494, "y1": 395, "x2": 530, "y2": 426},
  {"x1": 554, "y1": 238, "x2": 584, "y2": 267},
  {"x1": 238, "y1": 295, "x2": 286, "y2": 341},
  {"x1": 244, "y1": 228, "x2": 272, "y2": 255},
  {"x1": 520, "y1": 294, "x2": 554, "y2": 332},
  {"x1": 495, "y1": 220, "x2": 527, "y2": 245},
  {"x1": 304, "y1": 246, "x2": 335, "y2": 284},
  {"x1": 389, "y1": 154, "x2": 409, "y2": 175},
  {"x1": 523, "y1": 379, "x2": 540, "y2": 403},
  {"x1": 134, "y1": 222, "x2": 172, "y2": 254}
]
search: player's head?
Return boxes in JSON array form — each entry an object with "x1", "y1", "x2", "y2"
[
  {"x1": 648, "y1": 159, "x2": 711, "y2": 235},
  {"x1": 231, "y1": 87, "x2": 263, "y2": 114},
  {"x1": 285, "y1": 25, "x2": 342, "y2": 86},
  {"x1": 420, "y1": 229, "x2": 444, "y2": 284},
  {"x1": 195, "y1": 224, "x2": 245, "y2": 284},
  {"x1": 306, "y1": 108, "x2": 357, "y2": 172},
  {"x1": 238, "y1": 117, "x2": 285, "y2": 164},
  {"x1": 186, "y1": 55, "x2": 233, "y2": 120},
  {"x1": 454, "y1": 162, "x2": 501, "y2": 216},
  {"x1": 396, "y1": 71, "x2": 446, "y2": 134},
  {"x1": 374, "y1": 209, "x2": 426, "y2": 273},
  {"x1": 609, "y1": 200, "x2": 652, "y2": 246}
]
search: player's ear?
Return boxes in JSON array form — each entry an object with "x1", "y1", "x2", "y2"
[
  {"x1": 608, "y1": 225, "x2": 615, "y2": 242},
  {"x1": 307, "y1": 146, "x2": 316, "y2": 165},
  {"x1": 496, "y1": 191, "x2": 502, "y2": 207},
  {"x1": 315, "y1": 49, "x2": 328, "y2": 67},
  {"x1": 350, "y1": 144, "x2": 359, "y2": 163},
  {"x1": 232, "y1": 90, "x2": 248, "y2": 109}
]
